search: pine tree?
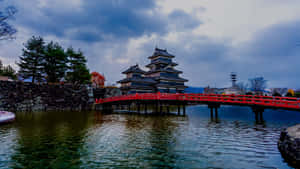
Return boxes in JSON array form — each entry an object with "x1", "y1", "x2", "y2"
[
  {"x1": 2, "y1": 65, "x2": 16, "y2": 79},
  {"x1": 0, "y1": 59, "x2": 3, "y2": 74},
  {"x1": 65, "y1": 47, "x2": 91, "y2": 84},
  {"x1": 44, "y1": 41, "x2": 68, "y2": 83},
  {"x1": 18, "y1": 36, "x2": 45, "y2": 82}
]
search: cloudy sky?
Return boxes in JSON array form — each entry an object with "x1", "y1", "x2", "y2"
[{"x1": 1, "y1": 0, "x2": 300, "y2": 88}]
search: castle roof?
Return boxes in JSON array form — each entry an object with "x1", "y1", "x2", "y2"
[
  {"x1": 146, "y1": 67, "x2": 183, "y2": 74},
  {"x1": 148, "y1": 48, "x2": 175, "y2": 59},
  {"x1": 154, "y1": 76, "x2": 188, "y2": 82},
  {"x1": 122, "y1": 64, "x2": 146, "y2": 74},
  {"x1": 145, "y1": 60, "x2": 178, "y2": 68},
  {"x1": 117, "y1": 77, "x2": 156, "y2": 84}
]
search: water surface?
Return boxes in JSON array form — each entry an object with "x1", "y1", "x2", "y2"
[{"x1": 0, "y1": 105, "x2": 300, "y2": 168}]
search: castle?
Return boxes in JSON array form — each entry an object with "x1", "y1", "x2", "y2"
[{"x1": 117, "y1": 48, "x2": 188, "y2": 94}]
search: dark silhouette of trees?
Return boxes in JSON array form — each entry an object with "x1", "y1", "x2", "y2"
[
  {"x1": 17, "y1": 36, "x2": 91, "y2": 84},
  {"x1": 0, "y1": 59, "x2": 17, "y2": 79},
  {"x1": 0, "y1": 0, "x2": 17, "y2": 40},
  {"x1": 18, "y1": 36, "x2": 45, "y2": 83},
  {"x1": 65, "y1": 47, "x2": 91, "y2": 84},
  {"x1": 44, "y1": 42, "x2": 68, "y2": 83}
]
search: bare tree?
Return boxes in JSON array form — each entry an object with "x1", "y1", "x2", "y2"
[{"x1": 0, "y1": 0, "x2": 17, "y2": 40}]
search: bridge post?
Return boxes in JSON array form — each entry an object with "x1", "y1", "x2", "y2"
[
  {"x1": 144, "y1": 103, "x2": 147, "y2": 114},
  {"x1": 210, "y1": 107, "x2": 214, "y2": 119},
  {"x1": 255, "y1": 111, "x2": 259, "y2": 122},
  {"x1": 137, "y1": 102, "x2": 140, "y2": 114},
  {"x1": 259, "y1": 111, "x2": 263, "y2": 122},
  {"x1": 160, "y1": 103, "x2": 163, "y2": 114},
  {"x1": 215, "y1": 107, "x2": 218, "y2": 119},
  {"x1": 103, "y1": 104, "x2": 113, "y2": 114},
  {"x1": 167, "y1": 104, "x2": 170, "y2": 114},
  {"x1": 252, "y1": 106, "x2": 265, "y2": 124},
  {"x1": 128, "y1": 103, "x2": 131, "y2": 113},
  {"x1": 183, "y1": 104, "x2": 186, "y2": 116},
  {"x1": 178, "y1": 105, "x2": 181, "y2": 115},
  {"x1": 155, "y1": 102, "x2": 158, "y2": 114},
  {"x1": 208, "y1": 104, "x2": 220, "y2": 121}
]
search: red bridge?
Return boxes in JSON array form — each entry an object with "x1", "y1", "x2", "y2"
[{"x1": 95, "y1": 93, "x2": 300, "y2": 123}]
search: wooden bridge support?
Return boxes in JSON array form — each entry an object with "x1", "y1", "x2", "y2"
[
  {"x1": 208, "y1": 104, "x2": 220, "y2": 121},
  {"x1": 102, "y1": 104, "x2": 113, "y2": 114},
  {"x1": 144, "y1": 104, "x2": 147, "y2": 114},
  {"x1": 137, "y1": 102, "x2": 141, "y2": 114},
  {"x1": 128, "y1": 103, "x2": 131, "y2": 112},
  {"x1": 252, "y1": 106, "x2": 264, "y2": 124}
]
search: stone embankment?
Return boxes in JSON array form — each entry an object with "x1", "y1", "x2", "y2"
[
  {"x1": 0, "y1": 81, "x2": 94, "y2": 112},
  {"x1": 278, "y1": 124, "x2": 300, "y2": 167}
]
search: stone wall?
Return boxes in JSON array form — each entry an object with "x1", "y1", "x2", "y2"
[
  {"x1": 0, "y1": 81, "x2": 94, "y2": 112},
  {"x1": 278, "y1": 124, "x2": 300, "y2": 167},
  {"x1": 93, "y1": 87, "x2": 122, "y2": 99}
]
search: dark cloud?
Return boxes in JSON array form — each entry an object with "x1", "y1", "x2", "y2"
[
  {"x1": 235, "y1": 20, "x2": 300, "y2": 87},
  {"x1": 11, "y1": 0, "x2": 201, "y2": 43},
  {"x1": 168, "y1": 9, "x2": 202, "y2": 31},
  {"x1": 2, "y1": 0, "x2": 300, "y2": 88},
  {"x1": 134, "y1": 20, "x2": 300, "y2": 88}
]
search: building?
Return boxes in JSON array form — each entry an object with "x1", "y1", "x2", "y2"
[
  {"x1": 224, "y1": 72, "x2": 244, "y2": 95},
  {"x1": 117, "y1": 48, "x2": 188, "y2": 94},
  {"x1": 145, "y1": 48, "x2": 188, "y2": 93},
  {"x1": 0, "y1": 76, "x2": 13, "y2": 81},
  {"x1": 117, "y1": 64, "x2": 157, "y2": 94}
]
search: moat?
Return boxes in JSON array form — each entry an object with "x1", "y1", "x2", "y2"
[{"x1": 0, "y1": 106, "x2": 300, "y2": 169}]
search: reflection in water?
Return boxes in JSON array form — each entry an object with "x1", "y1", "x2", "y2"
[
  {"x1": 0, "y1": 105, "x2": 299, "y2": 168},
  {"x1": 10, "y1": 111, "x2": 92, "y2": 168}
]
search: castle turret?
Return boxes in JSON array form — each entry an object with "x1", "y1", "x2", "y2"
[
  {"x1": 145, "y1": 48, "x2": 188, "y2": 93},
  {"x1": 117, "y1": 64, "x2": 156, "y2": 94}
]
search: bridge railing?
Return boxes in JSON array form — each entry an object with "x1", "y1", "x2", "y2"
[{"x1": 95, "y1": 93, "x2": 300, "y2": 110}]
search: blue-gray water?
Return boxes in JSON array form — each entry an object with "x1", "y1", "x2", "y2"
[{"x1": 0, "y1": 105, "x2": 300, "y2": 169}]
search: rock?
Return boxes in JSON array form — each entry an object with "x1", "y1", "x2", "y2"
[{"x1": 278, "y1": 124, "x2": 300, "y2": 167}]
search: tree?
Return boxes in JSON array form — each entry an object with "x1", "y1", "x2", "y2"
[
  {"x1": 91, "y1": 72, "x2": 105, "y2": 88},
  {"x1": 0, "y1": 59, "x2": 17, "y2": 79},
  {"x1": 0, "y1": 59, "x2": 3, "y2": 74},
  {"x1": 65, "y1": 47, "x2": 91, "y2": 84},
  {"x1": 249, "y1": 77, "x2": 267, "y2": 95},
  {"x1": 18, "y1": 36, "x2": 45, "y2": 82},
  {"x1": 286, "y1": 89, "x2": 295, "y2": 97},
  {"x1": 1, "y1": 65, "x2": 16, "y2": 79},
  {"x1": 0, "y1": 0, "x2": 17, "y2": 40},
  {"x1": 44, "y1": 41, "x2": 68, "y2": 83}
]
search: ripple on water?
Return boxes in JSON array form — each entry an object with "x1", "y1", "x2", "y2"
[{"x1": 0, "y1": 108, "x2": 298, "y2": 169}]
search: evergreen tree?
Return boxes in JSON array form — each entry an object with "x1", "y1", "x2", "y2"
[
  {"x1": 0, "y1": 59, "x2": 3, "y2": 74},
  {"x1": 65, "y1": 47, "x2": 91, "y2": 84},
  {"x1": 2, "y1": 65, "x2": 16, "y2": 79},
  {"x1": 44, "y1": 41, "x2": 68, "y2": 83},
  {"x1": 18, "y1": 36, "x2": 45, "y2": 82}
]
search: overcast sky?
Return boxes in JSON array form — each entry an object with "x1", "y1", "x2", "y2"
[{"x1": 1, "y1": 0, "x2": 300, "y2": 88}]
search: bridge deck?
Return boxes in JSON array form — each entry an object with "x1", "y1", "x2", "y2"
[{"x1": 95, "y1": 93, "x2": 300, "y2": 111}]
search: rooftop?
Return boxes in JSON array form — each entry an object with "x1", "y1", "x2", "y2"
[
  {"x1": 148, "y1": 48, "x2": 175, "y2": 59},
  {"x1": 122, "y1": 64, "x2": 146, "y2": 74}
]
